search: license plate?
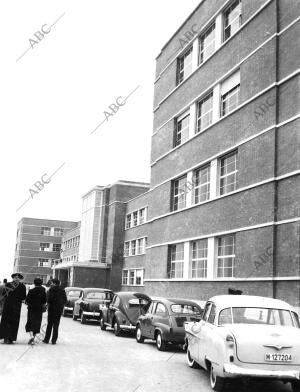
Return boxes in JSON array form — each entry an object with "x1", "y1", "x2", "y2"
[{"x1": 265, "y1": 353, "x2": 292, "y2": 362}]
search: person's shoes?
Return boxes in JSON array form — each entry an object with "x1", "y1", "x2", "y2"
[
  {"x1": 51, "y1": 342, "x2": 56, "y2": 345},
  {"x1": 7, "y1": 339, "x2": 13, "y2": 344},
  {"x1": 3, "y1": 339, "x2": 9, "y2": 344},
  {"x1": 42, "y1": 340, "x2": 49, "y2": 344}
]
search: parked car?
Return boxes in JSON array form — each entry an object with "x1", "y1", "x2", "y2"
[
  {"x1": 62, "y1": 287, "x2": 83, "y2": 316},
  {"x1": 185, "y1": 295, "x2": 300, "y2": 392},
  {"x1": 73, "y1": 288, "x2": 113, "y2": 324},
  {"x1": 136, "y1": 297, "x2": 204, "y2": 351},
  {"x1": 99, "y1": 292, "x2": 151, "y2": 336}
]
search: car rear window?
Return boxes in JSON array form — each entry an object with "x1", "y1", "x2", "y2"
[
  {"x1": 171, "y1": 304, "x2": 200, "y2": 314},
  {"x1": 68, "y1": 290, "x2": 81, "y2": 297},
  {"x1": 86, "y1": 292, "x2": 106, "y2": 299}
]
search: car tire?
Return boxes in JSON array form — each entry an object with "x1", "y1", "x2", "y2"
[
  {"x1": 210, "y1": 365, "x2": 228, "y2": 392},
  {"x1": 113, "y1": 320, "x2": 121, "y2": 336},
  {"x1": 136, "y1": 326, "x2": 145, "y2": 343},
  {"x1": 292, "y1": 381, "x2": 300, "y2": 392},
  {"x1": 187, "y1": 348, "x2": 199, "y2": 368},
  {"x1": 100, "y1": 317, "x2": 106, "y2": 331},
  {"x1": 72, "y1": 312, "x2": 78, "y2": 321},
  {"x1": 156, "y1": 331, "x2": 167, "y2": 351},
  {"x1": 80, "y1": 312, "x2": 86, "y2": 325}
]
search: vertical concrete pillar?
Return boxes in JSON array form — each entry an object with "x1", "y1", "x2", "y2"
[
  {"x1": 189, "y1": 103, "x2": 197, "y2": 138},
  {"x1": 215, "y1": 13, "x2": 223, "y2": 49},
  {"x1": 207, "y1": 237, "x2": 216, "y2": 279},
  {"x1": 212, "y1": 84, "x2": 221, "y2": 123},
  {"x1": 183, "y1": 241, "x2": 190, "y2": 279},
  {"x1": 210, "y1": 158, "x2": 218, "y2": 199}
]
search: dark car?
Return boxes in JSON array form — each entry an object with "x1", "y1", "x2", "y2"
[
  {"x1": 73, "y1": 288, "x2": 113, "y2": 324},
  {"x1": 136, "y1": 298, "x2": 204, "y2": 351},
  {"x1": 62, "y1": 287, "x2": 83, "y2": 316},
  {"x1": 99, "y1": 292, "x2": 151, "y2": 335}
]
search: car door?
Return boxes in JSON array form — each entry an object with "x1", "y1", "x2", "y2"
[
  {"x1": 202, "y1": 303, "x2": 218, "y2": 364},
  {"x1": 142, "y1": 302, "x2": 156, "y2": 337},
  {"x1": 108, "y1": 295, "x2": 120, "y2": 325},
  {"x1": 149, "y1": 302, "x2": 168, "y2": 339},
  {"x1": 197, "y1": 302, "x2": 213, "y2": 366}
]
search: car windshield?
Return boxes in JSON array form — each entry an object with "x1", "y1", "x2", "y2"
[
  {"x1": 219, "y1": 307, "x2": 299, "y2": 327},
  {"x1": 85, "y1": 292, "x2": 106, "y2": 299},
  {"x1": 68, "y1": 290, "x2": 81, "y2": 297},
  {"x1": 171, "y1": 304, "x2": 200, "y2": 314},
  {"x1": 128, "y1": 298, "x2": 149, "y2": 307}
]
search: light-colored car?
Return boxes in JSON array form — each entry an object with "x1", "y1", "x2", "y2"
[{"x1": 185, "y1": 295, "x2": 300, "y2": 392}]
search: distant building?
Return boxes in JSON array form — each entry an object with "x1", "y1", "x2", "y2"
[
  {"x1": 14, "y1": 218, "x2": 77, "y2": 284},
  {"x1": 52, "y1": 181, "x2": 149, "y2": 289}
]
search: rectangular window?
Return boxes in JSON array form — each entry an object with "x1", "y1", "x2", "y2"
[
  {"x1": 169, "y1": 243, "x2": 184, "y2": 278},
  {"x1": 54, "y1": 228, "x2": 63, "y2": 236},
  {"x1": 217, "y1": 235, "x2": 235, "y2": 277},
  {"x1": 174, "y1": 111, "x2": 190, "y2": 147},
  {"x1": 221, "y1": 84, "x2": 240, "y2": 116},
  {"x1": 171, "y1": 176, "x2": 187, "y2": 211},
  {"x1": 138, "y1": 208, "x2": 146, "y2": 225},
  {"x1": 133, "y1": 211, "x2": 138, "y2": 227},
  {"x1": 124, "y1": 242, "x2": 130, "y2": 257},
  {"x1": 199, "y1": 24, "x2": 215, "y2": 64},
  {"x1": 41, "y1": 227, "x2": 51, "y2": 236},
  {"x1": 194, "y1": 165, "x2": 210, "y2": 204},
  {"x1": 224, "y1": 0, "x2": 242, "y2": 41},
  {"x1": 131, "y1": 240, "x2": 136, "y2": 256},
  {"x1": 197, "y1": 93, "x2": 213, "y2": 133},
  {"x1": 135, "y1": 269, "x2": 144, "y2": 286},
  {"x1": 137, "y1": 238, "x2": 144, "y2": 255},
  {"x1": 177, "y1": 47, "x2": 193, "y2": 85},
  {"x1": 125, "y1": 214, "x2": 132, "y2": 229},
  {"x1": 191, "y1": 239, "x2": 208, "y2": 278},
  {"x1": 129, "y1": 270, "x2": 135, "y2": 285},
  {"x1": 122, "y1": 270, "x2": 128, "y2": 285},
  {"x1": 52, "y1": 243, "x2": 61, "y2": 252},
  {"x1": 40, "y1": 243, "x2": 50, "y2": 251},
  {"x1": 38, "y1": 258, "x2": 49, "y2": 267},
  {"x1": 220, "y1": 151, "x2": 237, "y2": 195}
]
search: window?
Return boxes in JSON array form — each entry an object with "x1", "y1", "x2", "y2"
[
  {"x1": 54, "y1": 228, "x2": 63, "y2": 236},
  {"x1": 224, "y1": 0, "x2": 242, "y2": 41},
  {"x1": 221, "y1": 84, "x2": 240, "y2": 116},
  {"x1": 171, "y1": 176, "x2": 187, "y2": 211},
  {"x1": 199, "y1": 24, "x2": 215, "y2": 63},
  {"x1": 122, "y1": 270, "x2": 129, "y2": 285},
  {"x1": 131, "y1": 240, "x2": 136, "y2": 256},
  {"x1": 137, "y1": 238, "x2": 145, "y2": 255},
  {"x1": 191, "y1": 239, "x2": 208, "y2": 278},
  {"x1": 41, "y1": 227, "x2": 51, "y2": 236},
  {"x1": 38, "y1": 258, "x2": 49, "y2": 267},
  {"x1": 219, "y1": 151, "x2": 237, "y2": 195},
  {"x1": 156, "y1": 303, "x2": 167, "y2": 314},
  {"x1": 169, "y1": 243, "x2": 184, "y2": 278},
  {"x1": 133, "y1": 211, "x2": 138, "y2": 227},
  {"x1": 125, "y1": 214, "x2": 132, "y2": 229},
  {"x1": 40, "y1": 243, "x2": 50, "y2": 251},
  {"x1": 197, "y1": 93, "x2": 213, "y2": 133},
  {"x1": 202, "y1": 303, "x2": 212, "y2": 322},
  {"x1": 129, "y1": 270, "x2": 135, "y2": 285},
  {"x1": 208, "y1": 304, "x2": 216, "y2": 324},
  {"x1": 138, "y1": 208, "x2": 146, "y2": 225},
  {"x1": 217, "y1": 235, "x2": 235, "y2": 278},
  {"x1": 194, "y1": 165, "x2": 210, "y2": 204},
  {"x1": 174, "y1": 111, "x2": 190, "y2": 147},
  {"x1": 177, "y1": 46, "x2": 193, "y2": 84},
  {"x1": 52, "y1": 243, "x2": 61, "y2": 252},
  {"x1": 135, "y1": 269, "x2": 144, "y2": 285},
  {"x1": 124, "y1": 242, "x2": 130, "y2": 257}
]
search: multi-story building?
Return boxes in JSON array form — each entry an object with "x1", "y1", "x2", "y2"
[
  {"x1": 14, "y1": 218, "x2": 77, "y2": 284},
  {"x1": 121, "y1": 0, "x2": 300, "y2": 312},
  {"x1": 53, "y1": 181, "x2": 149, "y2": 289}
]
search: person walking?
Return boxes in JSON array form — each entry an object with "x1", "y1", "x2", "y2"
[
  {"x1": 25, "y1": 278, "x2": 47, "y2": 345},
  {"x1": 0, "y1": 273, "x2": 26, "y2": 344},
  {"x1": 43, "y1": 279, "x2": 67, "y2": 345}
]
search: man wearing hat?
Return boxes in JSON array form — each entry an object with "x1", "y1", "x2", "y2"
[{"x1": 0, "y1": 273, "x2": 27, "y2": 344}]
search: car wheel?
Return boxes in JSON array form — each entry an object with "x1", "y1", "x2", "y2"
[
  {"x1": 210, "y1": 365, "x2": 228, "y2": 392},
  {"x1": 292, "y1": 381, "x2": 300, "y2": 392},
  {"x1": 113, "y1": 320, "x2": 121, "y2": 336},
  {"x1": 136, "y1": 326, "x2": 145, "y2": 343},
  {"x1": 80, "y1": 312, "x2": 86, "y2": 325},
  {"x1": 187, "y1": 348, "x2": 199, "y2": 368},
  {"x1": 156, "y1": 331, "x2": 167, "y2": 351},
  {"x1": 99, "y1": 317, "x2": 106, "y2": 331},
  {"x1": 72, "y1": 312, "x2": 78, "y2": 321}
]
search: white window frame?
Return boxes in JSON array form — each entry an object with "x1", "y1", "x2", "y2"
[
  {"x1": 40, "y1": 243, "x2": 50, "y2": 251},
  {"x1": 169, "y1": 243, "x2": 185, "y2": 279},
  {"x1": 196, "y1": 92, "x2": 213, "y2": 133},
  {"x1": 122, "y1": 270, "x2": 129, "y2": 285},
  {"x1": 199, "y1": 23, "x2": 216, "y2": 64},
  {"x1": 191, "y1": 239, "x2": 208, "y2": 278},
  {"x1": 38, "y1": 258, "x2": 49, "y2": 267},
  {"x1": 219, "y1": 151, "x2": 238, "y2": 196},
  {"x1": 193, "y1": 165, "x2": 211, "y2": 204},
  {"x1": 174, "y1": 110, "x2": 190, "y2": 147},
  {"x1": 172, "y1": 176, "x2": 187, "y2": 211},
  {"x1": 216, "y1": 235, "x2": 235, "y2": 278},
  {"x1": 177, "y1": 46, "x2": 193, "y2": 85},
  {"x1": 224, "y1": 0, "x2": 242, "y2": 42},
  {"x1": 41, "y1": 227, "x2": 51, "y2": 236}
]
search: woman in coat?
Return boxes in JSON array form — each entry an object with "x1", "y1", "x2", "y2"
[{"x1": 25, "y1": 278, "x2": 47, "y2": 345}]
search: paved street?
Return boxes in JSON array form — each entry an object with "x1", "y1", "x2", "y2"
[{"x1": 0, "y1": 305, "x2": 294, "y2": 392}]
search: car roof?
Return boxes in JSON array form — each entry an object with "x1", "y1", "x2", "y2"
[
  {"x1": 208, "y1": 295, "x2": 294, "y2": 311},
  {"x1": 65, "y1": 287, "x2": 83, "y2": 291},
  {"x1": 83, "y1": 288, "x2": 112, "y2": 293},
  {"x1": 151, "y1": 297, "x2": 204, "y2": 307}
]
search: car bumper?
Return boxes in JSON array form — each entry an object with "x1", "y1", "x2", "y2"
[
  {"x1": 120, "y1": 324, "x2": 136, "y2": 331},
  {"x1": 224, "y1": 363, "x2": 300, "y2": 380},
  {"x1": 82, "y1": 311, "x2": 100, "y2": 318},
  {"x1": 63, "y1": 307, "x2": 73, "y2": 312}
]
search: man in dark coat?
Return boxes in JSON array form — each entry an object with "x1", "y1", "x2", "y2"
[
  {"x1": 43, "y1": 279, "x2": 67, "y2": 345},
  {"x1": 0, "y1": 273, "x2": 26, "y2": 344}
]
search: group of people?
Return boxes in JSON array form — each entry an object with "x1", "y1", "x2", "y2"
[{"x1": 0, "y1": 273, "x2": 67, "y2": 345}]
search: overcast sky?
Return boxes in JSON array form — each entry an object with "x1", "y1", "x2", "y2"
[{"x1": 0, "y1": 0, "x2": 200, "y2": 279}]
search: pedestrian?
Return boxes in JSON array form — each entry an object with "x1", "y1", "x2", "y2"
[
  {"x1": 25, "y1": 278, "x2": 47, "y2": 345},
  {"x1": 43, "y1": 278, "x2": 67, "y2": 345},
  {"x1": 0, "y1": 273, "x2": 26, "y2": 344}
]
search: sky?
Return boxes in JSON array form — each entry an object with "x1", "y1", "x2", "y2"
[{"x1": 0, "y1": 0, "x2": 201, "y2": 279}]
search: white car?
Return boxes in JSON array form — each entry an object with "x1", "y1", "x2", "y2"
[{"x1": 185, "y1": 295, "x2": 300, "y2": 392}]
